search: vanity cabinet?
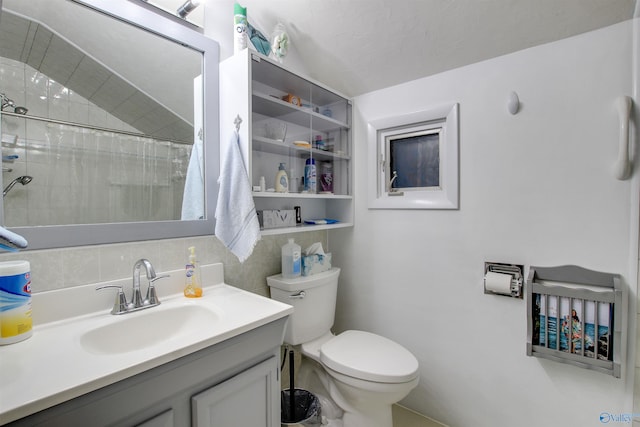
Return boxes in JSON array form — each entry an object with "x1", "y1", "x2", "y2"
[
  {"x1": 220, "y1": 50, "x2": 353, "y2": 235},
  {"x1": 4, "y1": 319, "x2": 285, "y2": 427}
]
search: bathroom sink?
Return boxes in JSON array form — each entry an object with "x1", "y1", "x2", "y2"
[
  {"x1": 1, "y1": 262, "x2": 294, "y2": 425},
  {"x1": 80, "y1": 304, "x2": 218, "y2": 354}
]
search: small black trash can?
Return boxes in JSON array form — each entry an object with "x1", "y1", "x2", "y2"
[{"x1": 281, "y1": 388, "x2": 321, "y2": 426}]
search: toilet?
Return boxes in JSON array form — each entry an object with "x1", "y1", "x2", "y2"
[{"x1": 267, "y1": 268, "x2": 419, "y2": 427}]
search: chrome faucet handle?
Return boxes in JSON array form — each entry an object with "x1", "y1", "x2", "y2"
[
  {"x1": 96, "y1": 285, "x2": 129, "y2": 315},
  {"x1": 150, "y1": 274, "x2": 170, "y2": 283},
  {"x1": 145, "y1": 274, "x2": 170, "y2": 306}
]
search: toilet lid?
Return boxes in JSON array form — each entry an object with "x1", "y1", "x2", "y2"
[{"x1": 320, "y1": 330, "x2": 419, "y2": 383}]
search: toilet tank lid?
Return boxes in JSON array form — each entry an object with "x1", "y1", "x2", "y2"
[
  {"x1": 266, "y1": 268, "x2": 341, "y2": 292},
  {"x1": 320, "y1": 330, "x2": 419, "y2": 383}
]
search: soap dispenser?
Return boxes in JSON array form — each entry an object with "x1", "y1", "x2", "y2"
[
  {"x1": 275, "y1": 163, "x2": 289, "y2": 193},
  {"x1": 184, "y1": 246, "x2": 203, "y2": 298}
]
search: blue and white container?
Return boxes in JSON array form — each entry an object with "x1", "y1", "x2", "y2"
[
  {"x1": 304, "y1": 158, "x2": 316, "y2": 193},
  {"x1": 0, "y1": 260, "x2": 32, "y2": 345}
]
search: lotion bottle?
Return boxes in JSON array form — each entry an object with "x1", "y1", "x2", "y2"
[
  {"x1": 184, "y1": 246, "x2": 203, "y2": 298},
  {"x1": 275, "y1": 162, "x2": 289, "y2": 192}
]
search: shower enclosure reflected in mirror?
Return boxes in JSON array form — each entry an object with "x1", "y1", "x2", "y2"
[{"x1": 0, "y1": 0, "x2": 219, "y2": 249}]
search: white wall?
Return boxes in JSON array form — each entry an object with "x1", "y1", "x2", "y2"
[
  {"x1": 633, "y1": 14, "x2": 640, "y2": 427},
  {"x1": 330, "y1": 21, "x2": 636, "y2": 427}
]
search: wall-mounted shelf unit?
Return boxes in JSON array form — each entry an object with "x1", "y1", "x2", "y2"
[
  {"x1": 526, "y1": 265, "x2": 625, "y2": 378},
  {"x1": 220, "y1": 50, "x2": 353, "y2": 235}
]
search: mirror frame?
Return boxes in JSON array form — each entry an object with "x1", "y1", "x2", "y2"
[{"x1": 2, "y1": 0, "x2": 219, "y2": 250}]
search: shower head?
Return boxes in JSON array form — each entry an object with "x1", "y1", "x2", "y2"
[
  {"x1": 3, "y1": 175, "x2": 33, "y2": 197},
  {"x1": 0, "y1": 93, "x2": 27, "y2": 115},
  {"x1": 0, "y1": 93, "x2": 15, "y2": 111},
  {"x1": 16, "y1": 176, "x2": 32, "y2": 185}
]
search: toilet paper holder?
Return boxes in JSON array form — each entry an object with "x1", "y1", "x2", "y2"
[{"x1": 484, "y1": 262, "x2": 524, "y2": 298}]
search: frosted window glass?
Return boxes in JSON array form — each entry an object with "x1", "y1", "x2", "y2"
[{"x1": 389, "y1": 132, "x2": 440, "y2": 190}]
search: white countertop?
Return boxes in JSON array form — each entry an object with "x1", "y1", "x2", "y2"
[{"x1": 0, "y1": 263, "x2": 292, "y2": 424}]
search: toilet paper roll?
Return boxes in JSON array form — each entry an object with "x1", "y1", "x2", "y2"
[{"x1": 484, "y1": 271, "x2": 513, "y2": 295}]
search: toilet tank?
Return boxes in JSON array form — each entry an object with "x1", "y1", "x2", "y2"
[{"x1": 267, "y1": 268, "x2": 340, "y2": 345}]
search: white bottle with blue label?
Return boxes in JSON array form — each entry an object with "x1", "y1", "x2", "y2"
[
  {"x1": 304, "y1": 158, "x2": 316, "y2": 193},
  {"x1": 281, "y1": 238, "x2": 301, "y2": 279}
]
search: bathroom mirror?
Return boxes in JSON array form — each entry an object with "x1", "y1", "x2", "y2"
[{"x1": 0, "y1": 0, "x2": 220, "y2": 249}]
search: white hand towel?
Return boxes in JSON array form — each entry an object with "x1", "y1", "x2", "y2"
[
  {"x1": 181, "y1": 138, "x2": 204, "y2": 220},
  {"x1": 215, "y1": 132, "x2": 261, "y2": 262}
]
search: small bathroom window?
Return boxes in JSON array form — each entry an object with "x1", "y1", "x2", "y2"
[
  {"x1": 386, "y1": 127, "x2": 442, "y2": 192},
  {"x1": 367, "y1": 103, "x2": 459, "y2": 209}
]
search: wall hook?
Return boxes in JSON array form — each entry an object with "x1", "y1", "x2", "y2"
[
  {"x1": 613, "y1": 96, "x2": 632, "y2": 180},
  {"x1": 234, "y1": 114, "x2": 242, "y2": 133},
  {"x1": 507, "y1": 91, "x2": 520, "y2": 115}
]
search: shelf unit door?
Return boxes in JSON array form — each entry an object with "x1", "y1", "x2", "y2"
[
  {"x1": 219, "y1": 50, "x2": 252, "y2": 181},
  {"x1": 219, "y1": 50, "x2": 353, "y2": 234}
]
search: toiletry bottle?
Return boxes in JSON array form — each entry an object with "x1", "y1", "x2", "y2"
[
  {"x1": 233, "y1": 3, "x2": 248, "y2": 54},
  {"x1": 184, "y1": 246, "x2": 203, "y2": 298},
  {"x1": 304, "y1": 158, "x2": 316, "y2": 193},
  {"x1": 275, "y1": 163, "x2": 289, "y2": 192},
  {"x1": 289, "y1": 169, "x2": 296, "y2": 193},
  {"x1": 320, "y1": 161, "x2": 333, "y2": 193},
  {"x1": 281, "y1": 238, "x2": 301, "y2": 279},
  {"x1": 259, "y1": 176, "x2": 266, "y2": 192}
]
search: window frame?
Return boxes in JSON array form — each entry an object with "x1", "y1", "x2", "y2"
[{"x1": 367, "y1": 103, "x2": 459, "y2": 210}]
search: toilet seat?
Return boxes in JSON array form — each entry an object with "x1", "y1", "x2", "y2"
[{"x1": 320, "y1": 330, "x2": 419, "y2": 383}]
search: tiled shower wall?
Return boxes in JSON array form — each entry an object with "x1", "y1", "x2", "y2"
[
  {"x1": 0, "y1": 56, "x2": 189, "y2": 226},
  {"x1": 0, "y1": 57, "x2": 136, "y2": 133}
]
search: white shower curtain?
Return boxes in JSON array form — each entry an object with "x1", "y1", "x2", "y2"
[{"x1": 31, "y1": 122, "x2": 182, "y2": 226}]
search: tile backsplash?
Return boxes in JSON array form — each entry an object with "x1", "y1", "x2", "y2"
[{"x1": 0, "y1": 231, "x2": 328, "y2": 297}]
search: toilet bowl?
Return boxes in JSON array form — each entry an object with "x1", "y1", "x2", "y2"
[{"x1": 267, "y1": 268, "x2": 419, "y2": 427}]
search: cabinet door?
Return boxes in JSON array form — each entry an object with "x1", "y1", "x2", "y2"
[
  {"x1": 192, "y1": 357, "x2": 279, "y2": 427},
  {"x1": 220, "y1": 50, "x2": 354, "y2": 234},
  {"x1": 136, "y1": 410, "x2": 174, "y2": 427}
]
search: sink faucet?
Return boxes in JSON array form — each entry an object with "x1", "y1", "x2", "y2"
[
  {"x1": 132, "y1": 258, "x2": 156, "y2": 308},
  {"x1": 97, "y1": 259, "x2": 169, "y2": 315}
]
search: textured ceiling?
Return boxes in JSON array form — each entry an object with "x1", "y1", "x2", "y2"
[
  {"x1": 203, "y1": 0, "x2": 638, "y2": 97},
  {"x1": 1, "y1": 0, "x2": 636, "y2": 131}
]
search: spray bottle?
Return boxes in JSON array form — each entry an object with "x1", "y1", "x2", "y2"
[
  {"x1": 184, "y1": 246, "x2": 203, "y2": 298},
  {"x1": 234, "y1": 3, "x2": 248, "y2": 54}
]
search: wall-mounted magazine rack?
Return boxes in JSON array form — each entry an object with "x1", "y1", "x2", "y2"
[{"x1": 526, "y1": 265, "x2": 625, "y2": 378}]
